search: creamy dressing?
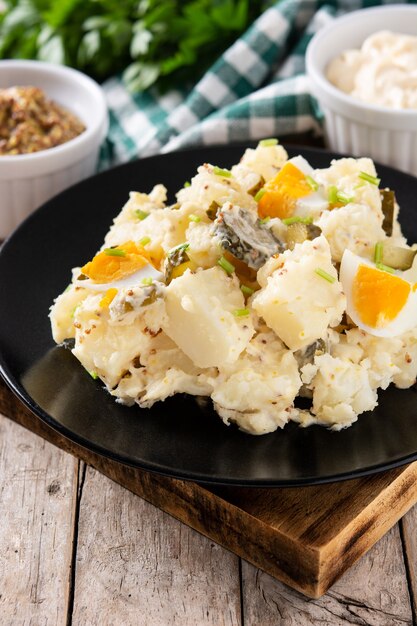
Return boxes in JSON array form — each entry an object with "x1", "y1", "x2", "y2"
[{"x1": 326, "y1": 31, "x2": 417, "y2": 109}]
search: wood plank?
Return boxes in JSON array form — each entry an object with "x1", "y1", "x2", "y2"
[
  {"x1": 2, "y1": 379, "x2": 417, "y2": 599},
  {"x1": 71, "y1": 465, "x2": 241, "y2": 626},
  {"x1": 401, "y1": 503, "x2": 417, "y2": 621},
  {"x1": 0, "y1": 414, "x2": 78, "y2": 624},
  {"x1": 241, "y1": 524, "x2": 413, "y2": 625}
]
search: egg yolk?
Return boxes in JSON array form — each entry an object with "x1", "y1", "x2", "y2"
[
  {"x1": 81, "y1": 241, "x2": 152, "y2": 283},
  {"x1": 352, "y1": 265, "x2": 411, "y2": 328},
  {"x1": 257, "y1": 162, "x2": 311, "y2": 219}
]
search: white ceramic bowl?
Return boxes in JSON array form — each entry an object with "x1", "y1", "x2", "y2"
[
  {"x1": 306, "y1": 5, "x2": 417, "y2": 176},
  {"x1": 0, "y1": 60, "x2": 108, "y2": 239}
]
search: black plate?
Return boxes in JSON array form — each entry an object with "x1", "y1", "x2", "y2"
[{"x1": 1, "y1": 144, "x2": 417, "y2": 486}]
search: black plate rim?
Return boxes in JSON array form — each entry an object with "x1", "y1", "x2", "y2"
[{"x1": 2, "y1": 142, "x2": 417, "y2": 487}]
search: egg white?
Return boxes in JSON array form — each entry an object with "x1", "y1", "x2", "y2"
[
  {"x1": 340, "y1": 249, "x2": 417, "y2": 337},
  {"x1": 74, "y1": 264, "x2": 163, "y2": 292},
  {"x1": 287, "y1": 156, "x2": 329, "y2": 218}
]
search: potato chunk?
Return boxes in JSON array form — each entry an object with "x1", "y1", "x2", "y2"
[
  {"x1": 163, "y1": 267, "x2": 254, "y2": 368},
  {"x1": 252, "y1": 236, "x2": 345, "y2": 350}
]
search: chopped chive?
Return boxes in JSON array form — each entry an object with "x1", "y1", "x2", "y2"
[
  {"x1": 306, "y1": 175, "x2": 319, "y2": 191},
  {"x1": 217, "y1": 256, "x2": 235, "y2": 274},
  {"x1": 213, "y1": 166, "x2": 232, "y2": 178},
  {"x1": 328, "y1": 185, "x2": 338, "y2": 204},
  {"x1": 104, "y1": 247, "x2": 126, "y2": 257},
  {"x1": 254, "y1": 188, "x2": 266, "y2": 202},
  {"x1": 336, "y1": 191, "x2": 354, "y2": 205},
  {"x1": 141, "y1": 277, "x2": 153, "y2": 285},
  {"x1": 89, "y1": 370, "x2": 99, "y2": 380},
  {"x1": 183, "y1": 181, "x2": 191, "y2": 188},
  {"x1": 374, "y1": 241, "x2": 384, "y2": 264},
  {"x1": 134, "y1": 209, "x2": 149, "y2": 220},
  {"x1": 359, "y1": 171, "x2": 381, "y2": 186},
  {"x1": 240, "y1": 284, "x2": 254, "y2": 296},
  {"x1": 188, "y1": 214, "x2": 201, "y2": 223},
  {"x1": 376, "y1": 262, "x2": 395, "y2": 274},
  {"x1": 315, "y1": 267, "x2": 336, "y2": 283},
  {"x1": 259, "y1": 216, "x2": 271, "y2": 224},
  {"x1": 233, "y1": 308, "x2": 250, "y2": 317},
  {"x1": 258, "y1": 138, "x2": 278, "y2": 147},
  {"x1": 139, "y1": 236, "x2": 151, "y2": 247},
  {"x1": 282, "y1": 216, "x2": 313, "y2": 225}
]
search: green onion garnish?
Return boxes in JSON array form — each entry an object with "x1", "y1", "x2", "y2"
[
  {"x1": 376, "y1": 262, "x2": 395, "y2": 274},
  {"x1": 183, "y1": 181, "x2": 191, "y2": 188},
  {"x1": 306, "y1": 175, "x2": 319, "y2": 191},
  {"x1": 336, "y1": 191, "x2": 354, "y2": 205},
  {"x1": 213, "y1": 166, "x2": 232, "y2": 178},
  {"x1": 141, "y1": 277, "x2": 153, "y2": 285},
  {"x1": 359, "y1": 171, "x2": 381, "y2": 186},
  {"x1": 258, "y1": 138, "x2": 278, "y2": 147},
  {"x1": 255, "y1": 188, "x2": 266, "y2": 202},
  {"x1": 328, "y1": 185, "x2": 338, "y2": 204},
  {"x1": 104, "y1": 247, "x2": 126, "y2": 257},
  {"x1": 139, "y1": 236, "x2": 151, "y2": 247},
  {"x1": 282, "y1": 216, "x2": 313, "y2": 225},
  {"x1": 233, "y1": 308, "x2": 250, "y2": 317},
  {"x1": 240, "y1": 285, "x2": 254, "y2": 296},
  {"x1": 217, "y1": 256, "x2": 235, "y2": 274},
  {"x1": 374, "y1": 242, "x2": 384, "y2": 264},
  {"x1": 135, "y1": 209, "x2": 149, "y2": 221},
  {"x1": 259, "y1": 216, "x2": 270, "y2": 224},
  {"x1": 315, "y1": 268, "x2": 336, "y2": 283},
  {"x1": 189, "y1": 214, "x2": 201, "y2": 223},
  {"x1": 89, "y1": 370, "x2": 99, "y2": 380}
]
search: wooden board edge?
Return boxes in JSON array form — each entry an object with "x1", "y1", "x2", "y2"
[{"x1": 316, "y1": 461, "x2": 417, "y2": 597}]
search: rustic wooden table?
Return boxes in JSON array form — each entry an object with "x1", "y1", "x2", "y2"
[{"x1": 1, "y1": 405, "x2": 417, "y2": 625}]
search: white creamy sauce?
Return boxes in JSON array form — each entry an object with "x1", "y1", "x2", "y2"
[{"x1": 327, "y1": 30, "x2": 417, "y2": 109}]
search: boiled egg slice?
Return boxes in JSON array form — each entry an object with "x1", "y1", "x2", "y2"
[
  {"x1": 257, "y1": 156, "x2": 328, "y2": 220},
  {"x1": 340, "y1": 249, "x2": 417, "y2": 337},
  {"x1": 74, "y1": 240, "x2": 163, "y2": 292}
]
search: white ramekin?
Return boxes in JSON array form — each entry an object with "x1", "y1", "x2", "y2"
[
  {"x1": 0, "y1": 60, "x2": 108, "y2": 239},
  {"x1": 306, "y1": 5, "x2": 417, "y2": 176}
]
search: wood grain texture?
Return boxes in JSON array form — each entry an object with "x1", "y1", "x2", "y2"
[
  {"x1": 401, "y1": 504, "x2": 417, "y2": 622},
  {"x1": 2, "y1": 379, "x2": 417, "y2": 599},
  {"x1": 241, "y1": 524, "x2": 413, "y2": 626},
  {"x1": 71, "y1": 465, "x2": 241, "y2": 626},
  {"x1": 0, "y1": 414, "x2": 78, "y2": 625}
]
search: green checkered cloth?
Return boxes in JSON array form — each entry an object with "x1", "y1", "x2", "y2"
[{"x1": 100, "y1": 0, "x2": 416, "y2": 169}]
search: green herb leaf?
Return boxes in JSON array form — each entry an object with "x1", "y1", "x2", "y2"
[
  {"x1": 104, "y1": 247, "x2": 126, "y2": 257},
  {"x1": 374, "y1": 242, "x2": 384, "y2": 264},
  {"x1": 134, "y1": 209, "x2": 149, "y2": 221},
  {"x1": 359, "y1": 171, "x2": 381, "y2": 186},
  {"x1": 233, "y1": 308, "x2": 250, "y2": 317},
  {"x1": 258, "y1": 138, "x2": 278, "y2": 147},
  {"x1": 217, "y1": 256, "x2": 235, "y2": 274},
  {"x1": 213, "y1": 166, "x2": 232, "y2": 178},
  {"x1": 315, "y1": 268, "x2": 336, "y2": 283}
]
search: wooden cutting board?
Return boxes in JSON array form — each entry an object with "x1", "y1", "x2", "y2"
[{"x1": 1, "y1": 376, "x2": 417, "y2": 599}]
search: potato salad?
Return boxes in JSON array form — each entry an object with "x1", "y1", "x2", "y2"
[{"x1": 50, "y1": 141, "x2": 417, "y2": 434}]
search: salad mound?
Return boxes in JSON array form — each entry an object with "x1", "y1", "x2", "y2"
[{"x1": 50, "y1": 141, "x2": 417, "y2": 434}]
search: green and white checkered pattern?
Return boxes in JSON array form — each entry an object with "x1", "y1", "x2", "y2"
[{"x1": 100, "y1": 0, "x2": 417, "y2": 169}]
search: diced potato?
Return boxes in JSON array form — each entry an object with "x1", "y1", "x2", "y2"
[
  {"x1": 49, "y1": 283, "x2": 89, "y2": 343},
  {"x1": 162, "y1": 267, "x2": 254, "y2": 368},
  {"x1": 252, "y1": 236, "x2": 345, "y2": 350}
]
